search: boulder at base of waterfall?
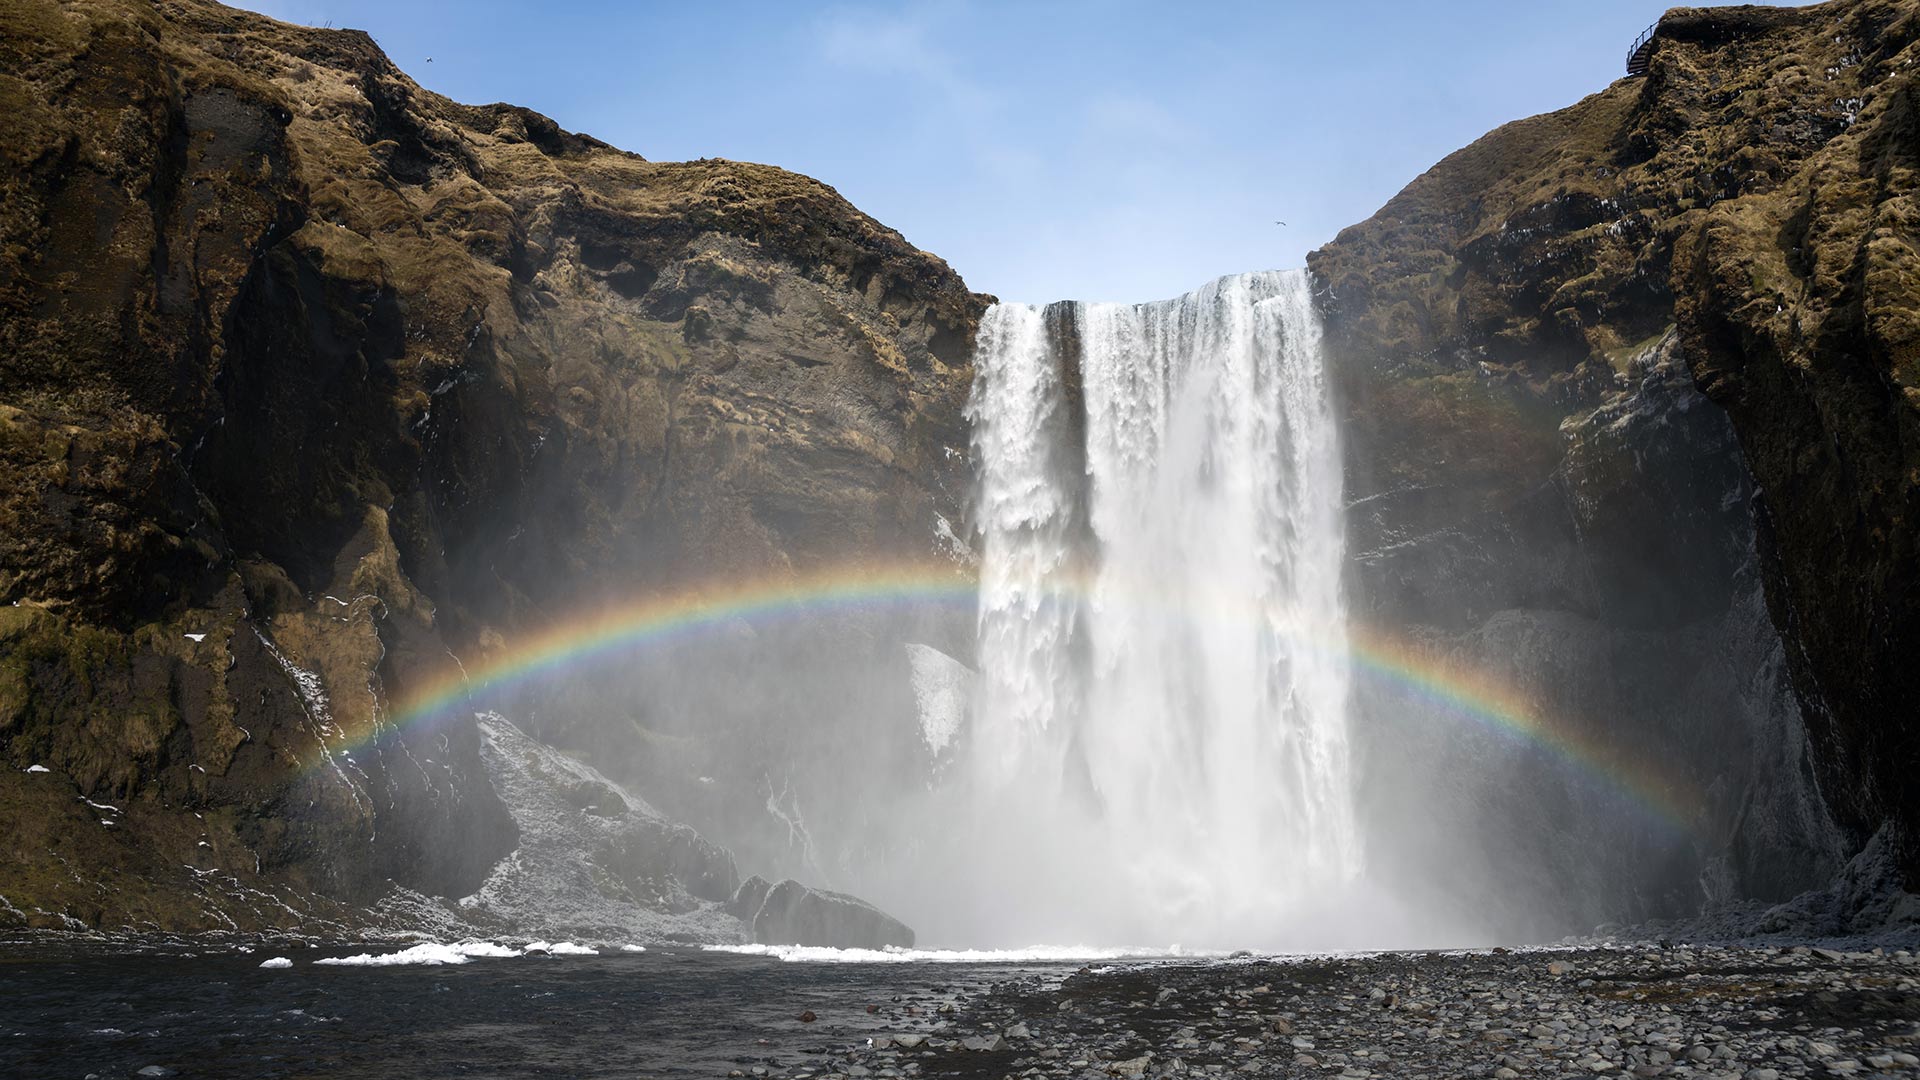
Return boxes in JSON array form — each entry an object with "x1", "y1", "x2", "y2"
[
  {"x1": 741, "y1": 878, "x2": 915, "y2": 949},
  {"x1": 726, "y1": 875, "x2": 774, "y2": 923}
]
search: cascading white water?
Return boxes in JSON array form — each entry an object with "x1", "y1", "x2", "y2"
[{"x1": 964, "y1": 270, "x2": 1359, "y2": 946}]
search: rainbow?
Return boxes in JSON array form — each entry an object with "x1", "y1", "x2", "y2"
[
  {"x1": 365, "y1": 561, "x2": 978, "y2": 744},
  {"x1": 309, "y1": 561, "x2": 1701, "y2": 833},
  {"x1": 1344, "y1": 626, "x2": 1703, "y2": 830}
]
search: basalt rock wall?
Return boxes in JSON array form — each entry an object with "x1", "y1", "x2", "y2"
[
  {"x1": 0, "y1": 0, "x2": 983, "y2": 931},
  {"x1": 1310, "y1": 0, "x2": 1918, "y2": 934}
]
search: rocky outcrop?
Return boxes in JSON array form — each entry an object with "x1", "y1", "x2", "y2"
[
  {"x1": 0, "y1": 0, "x2": 982, "y2": 931},
  {"x1": 1343, "y1": 332, "x2": 1846, "y2": 937},
  {"x1": 1310, "y1": 0, "x2": 1920, "y2": 927},
  {"x1": 452, "y1": 715, "x2": 742, "y2": 942},
  {"x1": 729, "y1": 874, "x2": 916, "y2": 950},
  {"x1": 727, "y1": 874, "x2": 776, "y2": 923}
]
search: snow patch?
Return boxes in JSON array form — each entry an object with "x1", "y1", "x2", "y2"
[
  {"x1": 932, "y1": 512, "x2": 977, "y2": 566},
  {"x1": 184, "y1": 633, "x2": 207, "y2": 643},
  {"x1": 254, "y1": 629, "x2": 366, "y2": 812},
  {"x1": 24, "y1": 765, "x2": 48, "y2": 774},
  {"x1": 254, "y1": 629, "x2": 332, "y2": 731}
]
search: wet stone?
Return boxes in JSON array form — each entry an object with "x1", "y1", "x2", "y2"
[{"x1": 809, "y1": 944, "x2": 1920, "y2": 1080}]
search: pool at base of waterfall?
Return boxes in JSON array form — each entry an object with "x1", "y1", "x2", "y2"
[
  {"x1": 7, "y1": 938, "x2": 1918, "y2": 1079},
  {"x1": 0, "y1": 941, "x2": 1113, "y2": 1078}
]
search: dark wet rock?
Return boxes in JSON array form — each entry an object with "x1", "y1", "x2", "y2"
[
  {"x1": 727, "y1": 875, "x2": 775, "y2": 923},
  {"x1": 748, "y1": 878, "x2": 914, "y2": 950},
  {"x1": 1635, "y1": 823, "x2": 1920, "y2": 943}
]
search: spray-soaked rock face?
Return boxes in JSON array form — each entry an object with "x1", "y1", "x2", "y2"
[
  {"x1": 1310, "y1": 0, "x2": 1920, "y2": 930},
  {"x1": 739, "y1": 877, "x2": 915, "y2": 951}
]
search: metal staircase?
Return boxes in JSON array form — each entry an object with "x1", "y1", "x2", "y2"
[{"x1": 1626, "y1": 23, "x2": 1659, "y2": 77}]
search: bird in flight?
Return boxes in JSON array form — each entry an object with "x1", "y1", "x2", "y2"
[{"x1": 1274, "y1": 220, "x2": 1287, "y2": 226}]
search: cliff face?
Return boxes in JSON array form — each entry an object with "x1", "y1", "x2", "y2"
[
  {"x1": 1311, "y1": 0, "x2": 1919, "y2": 928},
  {"x1": 0, "y1": 0, "x2": 982, "y2": 930},
  {"x1": 5, "y1": 0, "x2": 1915, "y2": 942}
]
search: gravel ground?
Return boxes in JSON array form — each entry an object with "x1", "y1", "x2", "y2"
[{"x1": 743, "y1": 945, "x2": 1920, "y2": 1080}]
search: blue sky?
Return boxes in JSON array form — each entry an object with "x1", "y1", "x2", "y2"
[{"x1": 235, "y1": 1, "x2": 1735, "y2": 304}]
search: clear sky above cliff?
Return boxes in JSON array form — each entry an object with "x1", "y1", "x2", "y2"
[{"x1": 234, "y1": 0, "x2": 1770, "y2": 305}]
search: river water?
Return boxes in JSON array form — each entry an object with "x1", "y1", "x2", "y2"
[{"x1": 0, "y1": 943, "x2": 1083, "y2": 1079}]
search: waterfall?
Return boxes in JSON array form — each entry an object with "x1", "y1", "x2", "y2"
[{"x1": 964, "y1": 270, "x2": 1359, "y2": 946}]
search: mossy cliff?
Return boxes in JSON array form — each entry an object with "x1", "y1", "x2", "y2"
[
  {"x1": 3, "y1": 0, "x2": 1915, "y2": 939},
  {"x1": 0, "y1": 0, "x2": 982, "y2": 930},
  {"x1": 1311, "y1": 0, "x2": 1920, "y2": 924}
]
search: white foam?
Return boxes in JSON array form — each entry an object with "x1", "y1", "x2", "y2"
[
  {"x1": 525, "y1": 940, "x2": 597, "y2": 956},
  {"x1": 313, "y1": 941, "x2": 523, "y2": 967},
  {"x1": 619, "y1": 944, "x2": 647, "y2": 953},
  {"x1": 703, "y1": 943, "x2": 1224, "y2": 964},
  {"x1": 259, "y1": 957, "x2": 293, "y2": 969}
]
